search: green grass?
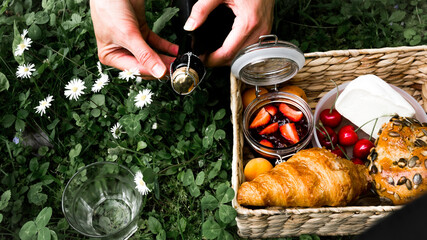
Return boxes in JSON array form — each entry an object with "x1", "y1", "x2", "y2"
[{"x1": 0, "y1": 0, "x2": 425, "y2": 239}]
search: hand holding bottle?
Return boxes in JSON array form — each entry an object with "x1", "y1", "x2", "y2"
[
  {"x1": 89, "y1": 0, "x2": 179, "y2": 79},
  {"x1": 183, "y1": 0, "x2": 275, "y2": 67}
]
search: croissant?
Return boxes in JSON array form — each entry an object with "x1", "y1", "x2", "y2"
[{"x1": 237, "y1": 148, "x2": 370, "y2": 207}]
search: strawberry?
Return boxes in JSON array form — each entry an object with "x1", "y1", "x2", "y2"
[
  {"x1": 249, "y1": 107, "x2": 271, "y2": 128},
  {"x1": 259, "y1": 122, "x2": 279, "y2": 135},
  {"x1": 279, "y1": 103, "x2": 303, "y2": 122},
  {"x1": 280, "y1": 123, "x2": 300, "y2": 145},
  {"x1": 264, "y1": 105, "x2": 277, "y2": 116},
  {"x1": 259, "y1": 139, "x2": 274, "y2": 148}
]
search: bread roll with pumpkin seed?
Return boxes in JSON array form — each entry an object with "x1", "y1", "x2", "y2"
[
  {"x1": 368, "y1": 116, "x2": 427, "y2": 205},
  {"x1": 237, "y1": 147, "x2": 370, "y2": 207}
]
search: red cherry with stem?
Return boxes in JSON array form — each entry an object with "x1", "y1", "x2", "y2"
[
  {"x1": 319, "y1": 80, "x2": 342, "y2": 128},
  {"x1": 353, "y1": 138, "x2": 375, "y2": 159},
  {"x1": 338, "y1": 125, "x2": 359, "y2": 146},
  {"x1": 316, "y1": 125, "x2": 338, "y2": 149},
  {"x1": 331, "y1": 145, "x2": 347, "y2": 158},
  {"x1": 351, "y1": 157, "x2": 365, "y2": 165},
  {"x1": 319, "y1": 109, "x2": 342, "y2": 128}
]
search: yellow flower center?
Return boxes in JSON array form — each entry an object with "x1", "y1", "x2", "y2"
[
  {"x1": 19, "y1": 43, "x2": 26, "y2": 49},
  {"x1": 140, "y1": 95, "x2": 146, "y2": 101},
  {"x1": 41, "y1": 101, "x2": 47, "y2": 106},
  {"x1": 72, "y1": 86, "x2": 78, "y2": 92},
  {"x1": 23, "y1": 67, "x2": 29, "y2": 72},
  {"x1": 138, "y1": 179, "x2": 146, "y2": 187}
]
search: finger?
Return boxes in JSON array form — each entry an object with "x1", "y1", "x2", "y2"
[
  {"x1": 183, "y1": 0, "x2": 223, "y2": 31},
  {"x1": 143, "y1": 25, "x2": 179, "y2": 56},
  {"x1": 120, "y1": 29, "x2": 168, "y2": 78},
  {"x1": 100, "y1": 47, "x2": 175, "y2": 78}
]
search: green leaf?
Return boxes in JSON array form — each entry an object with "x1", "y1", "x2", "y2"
[
  {"x1": 69, "y1": 144, "x2": 82, "y2": 159},
  {"x1": 2, "y1": 114, "x2": 15, "y2": 128},
  {"x1": 17, "y1": 109, "x2": 29, "y2": 119},
  {"x1": 204, "y1": 124, "x2": 216, "y2": 138},
  {"x1": 50, "y1": 230, "x2": 58, "y2": 240},
  {"x1": 195, "y1": 171, "x2": 205, "y2": 185},
  {"x1": 299, "y1": 234, "x2": 313, "y2": 240},
  {"x1": 213, "y1": 109, "x2": 226, "y2": 120},
  {"x1": 46, "y1": 119, "x2": 59, "y2": 130},
  {"x1": 188, "y1": 182, "x2": 200, "y2": 197},
  {"x1": 28, "y1": 23, "x2": 42, "y2": 40},
  {"x1": 214, "y1": 129, "x2": 226, "y2": 140},
  {"x1": 34, "y1": 11, "x2": 49, "y2": 25},
  {"x1": 62, "y1": 13, "x2": 82, "y2": 31},
  {"x1": 28, "y1": 183, "x2": 47, "y2": 206},
  {"x1": 0, "y1": 213, "x2": 3, "y2": 223},
  {"x1": 0, "y1": 190, "x2": 11, "y2": 211},
  {"x1": 142, "y1": 168, "x2": 156, "y2": 184},
  {"x1": 218, "y1": 229, "x2": 234, "y2": 240},
  {"x1": 0, "y1": 72, "x2": 9, "y2": 92},
  {"x1": 208, "y1": 160, "x2": 222, "y2": 180},
  {"x1": 389, "y1": 10, "x2": 406, "y2": 22},
  {"x1": 182, "y1": 169, "x2": 194, "y2": 187},
  {"x1": 403, "y1": 28, "x2": 416, "y2": 39},
  {"x1": 119, "y1": 114, "x2": 141, "y2": 138},
  {"x1": 19, "y1": 221, "x2": 38, "y2": 240},
  {"x1": 202, "y1": 136, "x2": 213, "y2": 149},
  {"x1": 90, "y1": 108, "x2": 101, "y2": 117},
  {"x1": 216, "y1": 184, "x2": 234, "y2": 204},
  {"x1": 56, "y1": 218, "x2": 69, "y2": 231},
  {"x1": 218, "y1": 204, "x2": 236, "y2": 224},
  {"x1": 25, "y1": 12, "x2": 35, "y2": 25},
  {"x1": 15, "y1": 119, "x2": 26, "y2": 132},
  {"x1": 90, "y1": 94, "x2": 105, "y2": 108},
  {"x1": 148, "y1": 216, "x2": 163, "y2": 234},
  {"x1": 201, "y1": 194, "x2": 218, "y2": 210},
  {"x1": 409, "y1": 35, "x2": 421, "y2": 45},
  {"x1": 152, "y1": 7, "x2": 179, "y2": 34},
  {"x1": 35, "y1": 207, "x2": 52, "y2": 229},
  {"x1": 37, "y1": 227, "x2": 51, "y2": 240},
  {"x1": 29, "y1": 158, "x2": 39, "y2": 172},
  {"x1": 184, "y1": 122, "x2": 195, "y2": 133},
  {"x1": 202, "y1": 218, "x2": 221, "y2": 239},
  {"x1": 137, "y1": 141, "x2": 147, "y2": 151}
]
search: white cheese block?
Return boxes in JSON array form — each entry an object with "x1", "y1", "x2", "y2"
[{"x1": 335, "y1": 74, "x2": 415, "y2": 138}]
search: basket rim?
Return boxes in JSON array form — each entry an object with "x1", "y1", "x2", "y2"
[{"x1": 304, "y1": 45, "x2": 427, "y2": 58}]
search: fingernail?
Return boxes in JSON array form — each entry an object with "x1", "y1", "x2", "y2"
[
  {"x1": 183, "y1": 18, "x2": 196, "y2": 31},
  {"x1": 152, "y1": 63, "x2": 166, "y2": 78}
]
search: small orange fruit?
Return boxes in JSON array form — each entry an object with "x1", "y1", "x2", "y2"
[
  {"x1": 244, "y1": 158, "x2": 273, "y2": 181},
  {"x1": 279, "y1": 85, "x2": 308, "y2": 102},
  {"x1": 242, "y1": 87, "x2": 268, "y2": 109}
]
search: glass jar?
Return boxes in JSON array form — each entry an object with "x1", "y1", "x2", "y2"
[{"x1": 232, "y1": 35, "x2": 313, "y2": 163}]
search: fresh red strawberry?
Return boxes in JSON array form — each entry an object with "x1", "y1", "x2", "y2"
[
  {"x1": 279, "y1": 103, "x2": 303, "y2": 122},
  {"x1": 259, "y1": 122, "x2": 279, "y2": 135},
  {"x1": 259, "y1": 139, "x2": 274, "y2": 148},
  {"x1": 249, "y1": 107, "x2": 271, "y2": 128},
  {"x1": 279, "y1": 123, "x2": 300, "y2": 144},
  {"x1": 264, "y1": 105, "x2": 277, "y2": 116}
]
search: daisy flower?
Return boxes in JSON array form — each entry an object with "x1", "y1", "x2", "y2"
[
  {"x1": 134, "y1": 171, "x2": 150, "y2": 195},
  {"x1": 20, "y1": 29, "x2": 28, "y2": 39},
  {"x1": 34, "y1": 95, "x2": 54, "y2": 116},
  {"x1": 64, "y1": 78, "x2": 86, "y2": 100},
  {"x1": 16, "y1": 63, "x2": 35, "y2": 78},
  {"x1": 110, "y1": 122, "x2": 122, "y2": 139},
  {"x1": 134, "y1": 89, "x2": 153, "y2": 109},
  {"x1": 91, "y1": 73, "x2": 109, "y2": 93},
  {"x1": 118, "y1": 67, "x2": 139, "y2": 81},
  {"x1": 14, "y1": 37, "x2": 33, "y2": 56},
  {"x1": 152, "y1": 122, "x2": 158, "y2": 130}
]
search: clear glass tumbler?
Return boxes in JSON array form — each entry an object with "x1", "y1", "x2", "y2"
[{"x1": 62, "y1": 162, "x2": 142, "y2": 239}]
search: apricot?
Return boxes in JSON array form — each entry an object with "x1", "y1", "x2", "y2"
[
  {"x1": 244, "y1": 158, "x2": 273, "y2": 181},
  {"x1": 279, "y1": 85, "x2": 308, "y2": 102},
  {"x1": 242, "y1": 87, "x2": 268, "y2": 109}
]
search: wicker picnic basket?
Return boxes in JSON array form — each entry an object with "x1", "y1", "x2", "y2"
[{"x1": 231, "y1": 45, "x2": 427, "y2": 238}]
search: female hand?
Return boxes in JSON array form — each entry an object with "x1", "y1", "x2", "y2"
[
  {"x1": 183, "y1": 0, "x2": 275, "y2": 67},
  {"x1": 90, "y1": 0, "x2": 179, "y2": 79}
]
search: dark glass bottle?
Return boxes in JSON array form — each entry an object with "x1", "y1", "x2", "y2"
[{"x1": 170, "y1": 0, "x2": 234, "y2": 95}]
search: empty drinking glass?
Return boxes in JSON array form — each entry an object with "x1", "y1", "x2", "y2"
[{"x1": 62, "y1": 162, "x2": 142, "y2": 239}]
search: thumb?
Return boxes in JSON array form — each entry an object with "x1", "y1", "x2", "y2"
[
  {"x1": 183, "y1": 0, "x2": 223, "y2": 31},
  {"x1": 124, "y1": 30, "x2": 167, "y2": 78}
]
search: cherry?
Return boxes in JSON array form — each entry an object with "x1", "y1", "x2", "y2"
[
  {"x1": 319, "y1": 109, "x2": 342, "y2": 128},
  {"x1": 351, "y1": 157, "x2": 365, "y2": 165},
  {"x1": 338, "y1": 125, "x2": 358, "y2": 146},
  {"x1": 353, "y1": 138, "x2": 375, "y2": 159},
  {"x1": 316, "y1": 126, "x2": 338, "y2": 149},
  {"x1": 331, "y1": 145, "x2": 346, "y2": 158}
]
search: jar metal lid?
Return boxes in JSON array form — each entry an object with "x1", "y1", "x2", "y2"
[{"x1": 231, "y1": 35, "x2": 305, "y2": 86}]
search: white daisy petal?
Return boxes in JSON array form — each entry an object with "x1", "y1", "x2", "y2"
[
  {"x1": 134, "y1": 89, "x2": 153, "y2": 109},
  {"x1": 14, "y1": 38, "x2": 32, "y2": 56},
  {"x1": 21, "y1": 29, "x2": 28, "y2": 39},
  {"x1": 97, "y1": 61, "x2": 103, "y2": 75},
  {"x1": 64, "y1": 78, "x2": 86, "y2": 100},
  {"x1": 134, "y1": 171, "x2": 150, "y2": 195},
  {"x1": 118, "y1": 67, "x2": 139, "y2": 81},
  {"x1": 16, "y1": 63, "x2": 35, "y2": 78},
  {"x1": 91, "y1": 73, "x2": 109, "y2": 92},
  {"x1": 34, "y1": 95, "x2": 54, "y2": 116},
  {"x1": 110, "y1": 122, "x2": 122, "y2": 139}
]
